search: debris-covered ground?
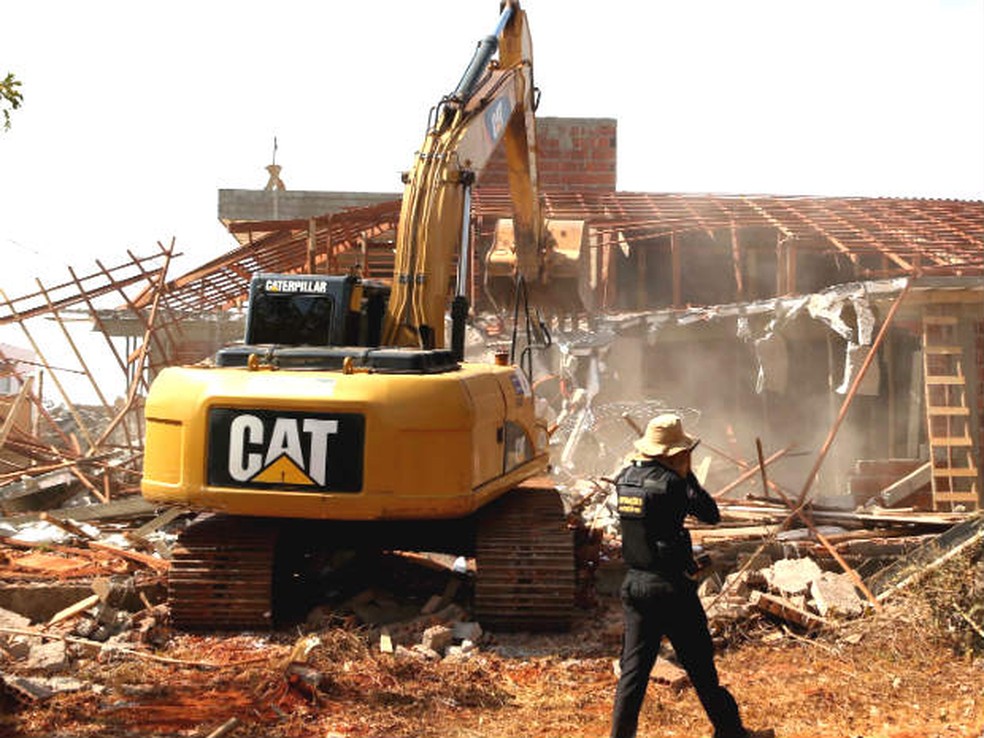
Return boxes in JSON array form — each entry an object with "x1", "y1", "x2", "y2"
[
  {"x1": 1, "y1": 504, "x2": 982, "y2": 738},
  {"x1": 2, "y1": 591, "x2": 983, "y2": 737}
]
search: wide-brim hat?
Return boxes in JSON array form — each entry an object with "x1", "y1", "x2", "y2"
[{"x1": 633, "y1": 413, "x2": 699, "y2": 458}]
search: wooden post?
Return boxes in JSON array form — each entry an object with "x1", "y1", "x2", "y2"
[
  {"x1": 755, "y1": 437, "x2": 770, "y2": 500},
  {"x1": 671, "y1": 233, "x2": 681, "y2": 307},
  {"x1": 730, "y1": 224, "x2": 744, "y2": 301},
  {"x1": 306, "y1": 217, "x2": 317, "y2": 274},
  {"x1": 776, "y1": 233, "x2": 786, "y2": 296},
  {"x1": 786, "y1": 242, "x2": 797, "y2": 294}
]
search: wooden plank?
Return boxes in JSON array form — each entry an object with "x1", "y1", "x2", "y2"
[
  {"x1": 925, "y1": 376, "x2": 965, "y2": 385},
  {"x1": 928, "y1": 436, "x2": 973, "y2": 446},
  {"x1": 878, "y1": 462, "x2": 932, "y2": 507},
  {"x1": 934, "y1": 493, "x2": 981, "y2": 502},
  {"x1": 750, "y1": 591, "x2": 827, "y2": 631},
  {"x1": 47, "y1": 594, "x2": 100, "y2": 626},
  {"x1": 88, "y1": 541, "x2": 170, "y2": 573},
  {"x1": 933, "y1": 469, "x2": 980, "y2": 477},
  {"x1": 38, "y1": 511, "x2": 96, "y2": 541},
  {"x1": 927, "y1": 406, "x2": 970, "y2": 416}
]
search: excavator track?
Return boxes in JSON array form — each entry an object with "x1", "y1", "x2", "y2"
[
  {"x1": 474, "y1": 481, "x2": 575, "y2": 630},
  {"x1": 168, "y1": 515, "x2": 279, "y2": 630}
]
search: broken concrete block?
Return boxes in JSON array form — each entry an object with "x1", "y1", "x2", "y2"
[
  {"x1": 451, "y1": 621, "x2": 482, "y2": 643},
  {"x1": 766, "y1": 557, "x2": 822, "y2": 595},
  {"x1": 0, "y1": 606, "x2": 33, "y2": 658},
  {"x1": 650, "y1": 658, "x2": 689, "y2": 689},
  {"x1": 25, "y1": 640, "x2": 69, "y2": 674},
  {"x1": 91, "y1": 576, "x2": 134, "y2": 609},
  {"x1": 394, "y1": 645, "x2": 425, "y2": 660},
  {"x1": 722, "y1": 570, "x2": 752, "y2": 598},
  {"x1": 810, "y1": 571, "x2": 863, "y2": 617},
  {"x1": 1, "y1": 675, "x2": 55, "y2": 705},
  {"x1": 4, "y1": 637, "x2": 31, "y2": 660},
  {"x1": 422, "y1": 624, "x2": 453, "y2": 654},
  {"x1": 379, "y1": 631, "x2": 394, "y2": 654},
  {"x1": 443, "y1": 645, "x2": 475, "y2": 663},
  {"x1": 0, "y1": 605, "x2": 31, "y2": 631},
  {"x1": 411, "y1": 644, "x2": 441, "y2": 661}
]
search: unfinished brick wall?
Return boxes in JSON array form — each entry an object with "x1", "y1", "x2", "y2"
[{"x1": 478, "y1": 117, "x2": 617, "y2": 192}]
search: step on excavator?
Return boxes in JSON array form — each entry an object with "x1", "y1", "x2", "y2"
[{"x1": 141, "y1": 0, "x2": 583, "y2": 630}]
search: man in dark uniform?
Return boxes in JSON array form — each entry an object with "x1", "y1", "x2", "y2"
[{"x1": 610, "y1": 414, "x2": 773, "y2": 738}]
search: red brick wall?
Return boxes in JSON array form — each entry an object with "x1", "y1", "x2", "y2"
[{"x1": 478, "y1": 117, "x2": 617, "y2": 192}]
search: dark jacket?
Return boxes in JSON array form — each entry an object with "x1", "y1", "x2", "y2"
[{"x1": 616, "y1": 459, "x2": 720, "y2": 576}]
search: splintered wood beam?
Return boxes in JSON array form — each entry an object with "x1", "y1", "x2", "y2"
[
  {"x1": 127, "y1": 240, "x2": 184, "y2": 352},
  {"x1": 34, "y1": 278, "x2": 123, "y2": 451},
  {"x1": 0, "y1": 288, "x2": 96, "y2": 452},
  {"x1": 67, "y1": 265, "x2": 142, "y2": 391},
  {"x1": 95, "y1": 258, "x2": 170, "y2": 370},
  {"x1": 0, "y1": 254, "x2": 168, "y2": 325},
  {"x1": 713, "y1": 445, "x2": 793, "y2": 499},
  {"x1": 0, "y1": 375, "x2": 33, "y2": 451},
  {"x1": 92, "y1": 245, "x2": 174, "y2": 452}
]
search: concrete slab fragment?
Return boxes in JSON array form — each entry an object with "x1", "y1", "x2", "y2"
[
  {"x1": 810, "y1": 571, "x2": 863, "y2": 617},
  {"x1": 766, "y1": 558, "x2": 822, "y2": 595}
]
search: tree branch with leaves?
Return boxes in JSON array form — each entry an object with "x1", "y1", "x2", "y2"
[{"x1": 1, "y1": 72, "x2": 24, "y2": 131}]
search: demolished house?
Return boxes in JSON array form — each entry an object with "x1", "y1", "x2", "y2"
[{"x1": 0, "y1": 118, "x2": 981, "y2": 715}]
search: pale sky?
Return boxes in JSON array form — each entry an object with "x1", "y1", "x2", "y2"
[{"x1": 1, "y1": 0, "x2": 983, "y2": 297}]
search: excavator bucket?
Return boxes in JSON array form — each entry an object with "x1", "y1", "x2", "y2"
[{"x1": 485, "y1": 218, "x2": 591, "y2": 316}]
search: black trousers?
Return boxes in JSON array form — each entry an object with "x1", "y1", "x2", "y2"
[{"x1": 610, "y1": 569, "x2": 746, "y2": 738}]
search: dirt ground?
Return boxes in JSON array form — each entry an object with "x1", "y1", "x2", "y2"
[{"x1": 3, "y1": 588, "x2": 983, "y2": 738}]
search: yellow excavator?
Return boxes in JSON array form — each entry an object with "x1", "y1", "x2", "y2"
[{"x1": 141, "y1": 0, "x2": 580, "y2": 630}]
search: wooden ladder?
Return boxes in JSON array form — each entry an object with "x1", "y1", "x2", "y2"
[{"x1": 922, "y1": 305, "x2": 979, "y2": 511}]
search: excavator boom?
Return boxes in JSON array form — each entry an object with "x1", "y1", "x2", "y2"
[{"x1": 383, "y1": 1, "x2": 580, "y2": 349}]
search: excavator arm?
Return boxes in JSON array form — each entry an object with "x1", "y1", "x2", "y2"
[{"x1": 382, "y1": 1, "x2": 546, "y2": 350}]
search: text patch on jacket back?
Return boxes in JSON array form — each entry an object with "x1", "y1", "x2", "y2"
[
  {"x1": 208, "y1": 408, "x2": 364, "y2": 492},
  {"x1": 617, "y1": 489, "x2": 645, "y2": 518}
]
